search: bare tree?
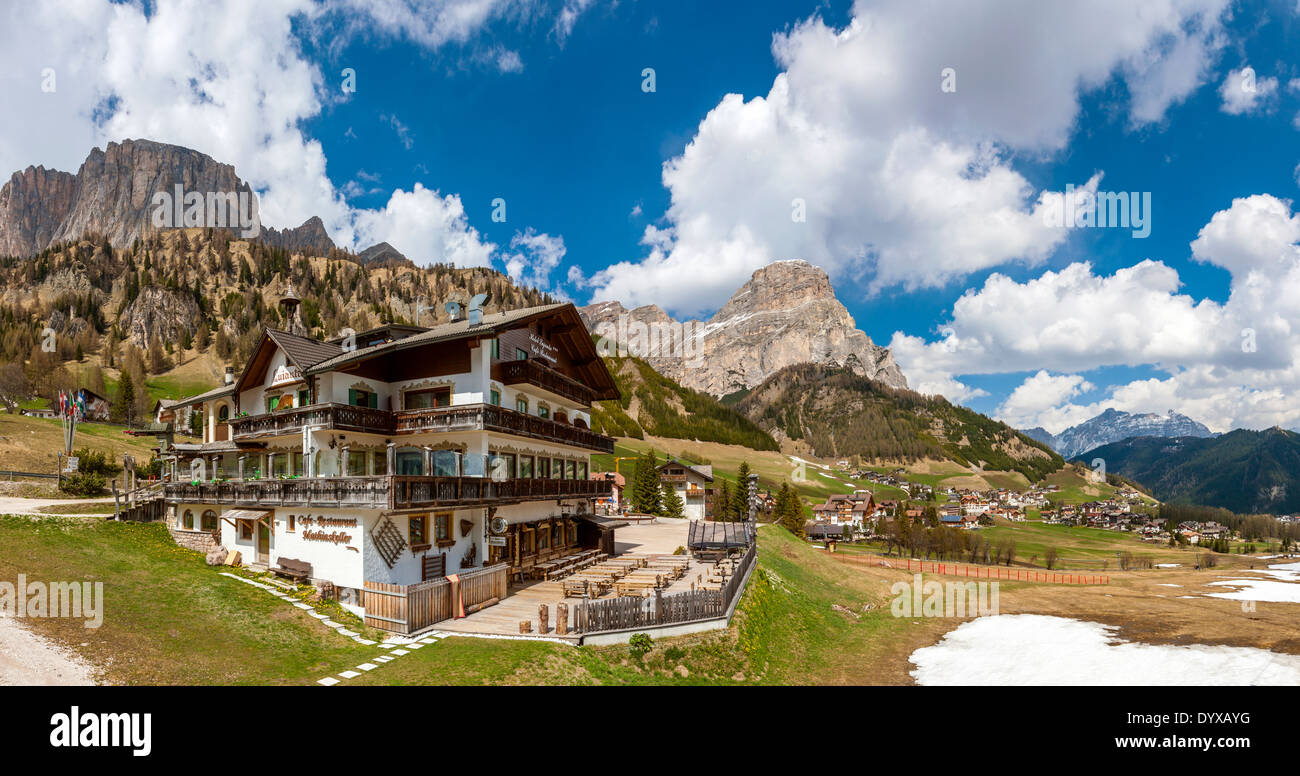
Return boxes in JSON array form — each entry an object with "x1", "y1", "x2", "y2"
[{"x1": 0, "y1": 363, "x2": 30, "y2": 413}]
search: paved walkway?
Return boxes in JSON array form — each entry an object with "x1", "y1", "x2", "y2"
[
  {"x1": 0, "y1": 495, "x2": 116, "y2": 516},
  {"x1": 0, "y1": 615, "x2": 96, "y2": 686}
]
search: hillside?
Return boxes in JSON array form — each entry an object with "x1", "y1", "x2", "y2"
[
  {"x1": 590, "y1": 354, "x2": 778, "y2": 451},
  {"x1": 736, "y1": 363, "x2": 1063, "y2": 482},
  {"x1": 1078, "y1": 428, "x2": 1300, "y2": 513},
  {"x1": 0, "y1": 228, "x2": 557, "y2": 419}
]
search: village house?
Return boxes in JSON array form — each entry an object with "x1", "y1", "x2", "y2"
[
  {"x1": 658, "y1": 460, "x2": 714, "y2": 520},
  {"x1": 590, "y1": 471, "x2": 624, "y2": 515},
  {"x1": 160, "y1": 297, "x2": 621, "y2": 621}
]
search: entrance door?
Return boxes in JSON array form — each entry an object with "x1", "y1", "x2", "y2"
[{"x1": 257, "y1": 520, "x2": 271, "y2": 565}]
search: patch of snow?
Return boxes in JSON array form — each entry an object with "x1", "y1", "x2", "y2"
[
  {"x1": 1157, "y1": 584, "x2": 1182, "y2": 588},
  {"x1": 1205, "y1": 560, "x2": 1300, "y2": 603},
  {"x1": 909, "y1": 614, "x2": 1300, "y2": 685},
  {"x1": 1156, "y1": 564, "x2": 1181, "y2": 568}
]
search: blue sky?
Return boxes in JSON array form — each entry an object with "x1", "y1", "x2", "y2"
[{"x1": 6, "y1": 0, "x2": 1300, "y2": 434}]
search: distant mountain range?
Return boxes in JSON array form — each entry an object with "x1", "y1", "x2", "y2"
[
  {"x1": 1022, "y1": 408, "x2": 1215, "y2": 459},
  {"x1": 1080, "y1": 428, "x2": 1300, "y2": 514}
]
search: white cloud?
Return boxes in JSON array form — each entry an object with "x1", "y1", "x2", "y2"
[
  {"x1": 996, "y1": 371, "x2": 1096, "y2": 433},
  {"x1": 893, "y1": 194, "x2": 1300, "y2": 432},
  {"x1": 1218, "y1": 66, "x2": 1279, "y2": 115},
  {"x1": 587, "y1": 0, "x2": 1231, "y2": 316},
  {"x1": 553, "y1": 0, "x2": 596, "y2": 43},
  {"x1": 502, "y1": 228, "x2": 567, "y2": 291},
  {"x1": 0, "y1": 0, "x2": 586, "y2": 274}
]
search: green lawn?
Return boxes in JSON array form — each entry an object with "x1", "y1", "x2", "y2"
[{"x1": 0, "y1": 515, "x2": 378, "y2": 684}]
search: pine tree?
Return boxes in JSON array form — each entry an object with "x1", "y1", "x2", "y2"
[
  {"x1": 716, "y1": 479, "x2": 733, "y2": 522},
  {"x1": 661, "y1": 483, "x2": 684, "y2": 519},
  {"x1": 735, "y1": 460, "x2": 752, "y2": 519},
  {"x1": 775, "y1": 483, "x2": 806, "y2": 538},
  {"x1": 630, "y1": 449, "x2": 662, "y2": 515},
  {"x1": 113, "y1": 372, "x2": 136, "y2": 426}
]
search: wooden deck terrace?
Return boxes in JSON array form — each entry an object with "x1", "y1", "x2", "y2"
[{"x1": 432, "y1": 518, "x2": 734, "y2": 640}]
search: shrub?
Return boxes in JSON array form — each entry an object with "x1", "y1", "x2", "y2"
[
  {"x1": 59, "y1": 471, "x2": 107, "y2": 497},
  {"x1": 628, "y1": 633, "x2": 653, "y2": 660}
]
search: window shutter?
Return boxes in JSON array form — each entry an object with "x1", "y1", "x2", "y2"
[
  {"x1": 348, "y1": 388, "x2": 357, "y2": 406},
  {"x1": 369, "y1": 392, "x2": 378, "y2": 409}
]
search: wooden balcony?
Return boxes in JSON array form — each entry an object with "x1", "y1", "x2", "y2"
[
  {"x1": 395, "y1": 404, "x2": 614, "y2": 453},
  {"x1": 493, "y1": 359, "x2": 595, "y2": 406},
  {"x1": 229, "y1": 403, "x2": 394, "y2": 439},
  {"x1": 164, "y1": 475, "x2": 612, "y2": 510},
  {"x1": 229, "y1": 402, "x2": 614, "y2": 453}
]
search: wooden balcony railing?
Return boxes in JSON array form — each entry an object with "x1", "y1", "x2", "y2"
[
  {"x1": 493, "y1": 359, "x2": 595, "y2": 406},
  {"x1": 228, "y1": 403, "x2": 395, "y2": 439},
  {"x1": 229, "y1": 402, "x2": 613, "y2": 453},
  {"x1": 164, "y1": 475, "x2": 612, "y2": 510},
  {"x1": 395, "y1": 404, "x2": 614, "y2": 453}
]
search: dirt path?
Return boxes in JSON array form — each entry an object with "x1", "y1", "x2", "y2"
[
  {"x1": 0, "y1": 616, "x2": 96, "y2": 685},
  {"x1": 0, "y1": 495, "x2": 115, "y2": 516}
]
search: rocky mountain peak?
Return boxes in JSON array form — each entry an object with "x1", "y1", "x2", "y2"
[
  {"x1": 0, "y1": 139, "x2": 336, "y2": 258},
  {"x1": 580, "y1": 259, "x2": 908, "y2": 397}
]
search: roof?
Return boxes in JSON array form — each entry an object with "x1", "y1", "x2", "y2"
[
  {"x1": 590, "y1": 471, "x2": 625, "y2": 487},
  {"x1": 265, "y1": 328, "x2": 343, "y2": 370},
  {"x1": 687, "y1": 520, "x2": 752, "y2": 549},
  {"x1": 307, "y1": 303, "x2": 564, "y2": 374},
  {"x1": 807, "y1": 522, "x2": 845, "y2": 538},
  {"x1": 577, "y1": 514, "x2": 628, "y2": 530},
  {"x1": 658, "y1": 460, "x2": 714, "y2": 482},
  {"x1": 168, "y1": 382, "x2": 236, "y2": 410},
  {"x1": 304, "y1": 302, "x2": 620, "y2": 402}
]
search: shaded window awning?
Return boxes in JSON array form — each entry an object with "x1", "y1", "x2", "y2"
[
  {"x1": 577, "y1": 514, "x2": 628, "y2": 531},
  {"x1": 219, "y1": 508, "x2": 272, "y2": 525}
]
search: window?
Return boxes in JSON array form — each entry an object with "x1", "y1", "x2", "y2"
[
  {"x1": 397, "y1": 451, "x2": 423, "y2": 475},
  {"x1": 434, "y1": 512, "x2": 453, "y2": 547},
  {"x1": 292, "y1": 452, "x2": 305, "y2": 477},
  {"x1": 409, "y1": 514, "x2": 429, "y2": 549},
  {"x1": 553, "y1": 459, "x2": 564, "y2": 479},
  {"x1": 217, "y1": 405, "x2": 229, "y2": 422},
  {"x1": 265, "y1": 396, "x2": 278, "y2": 413},
  {"x1": 373, "y1": 450, "x2": 388, "y2": 475},
  {"x1": 490, "y1": 338, "x2": 499, "y2": 359},
  {"x1": 552, "y1": 521, "x2": 563, "y2": 548},
  {"x1": 538, "y1": 405, "x2": 549, "y2": 419},
  {"x1": 578, "y1": 461, "x2": 588, "y2": 479},
  {"x1": 239, "y1": 521, "x2": 253, "y2": 541},
  {"x1": 537, "y1": 457, "x2": 549, "y2": 478},
  {"x1": 516, "y1": 395, "x2": 528, "y2": 413},
  {"x1": 566, "y1": 460, "x2": 576, "y2": 480},
  {"x1": 298, "y1": 389, "x2": 310, "y2": 407},
  {"x1": 489, "y1": 389, "x2": 501, "y2": 406},
  {"x1": 516, "y1": 348, "x2": 528, "y2": 361},
  {"x1": 272, "y1": 455, "x2": 289, "y2": 478},
  {"x1": 287, "y1": 513, "x2": 296, "y2": 532},
  {"x1": 519, "y1": 456, "x2": 534, "y2": 479},
  {"x1": 182, "y1": 510, "x2": 194, "y2": 530},
  {"x1": 202, "y1": 510, "x2": 218, "y2": 531},
  {"x1": 405, "y1": 387, "x2": 451, "y2": 410},
  {"x1": 347, "y1": 452, "x2": 367, "y2": 476},
  {"x1": 348, "y1": 388, "x2": 377, "y2": 408},
  {"x1": 537, "y1": 523, "x2": 550, "y2": 551},
  {"x1": 433, "y1": 449, "x2": 460, "y2": 477}
]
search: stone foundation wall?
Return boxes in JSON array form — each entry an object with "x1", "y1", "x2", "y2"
[{"x1": 170, "y1": 528, "x2": 220, "y2": 554}]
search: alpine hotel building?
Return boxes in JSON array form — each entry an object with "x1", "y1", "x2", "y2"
[{"x1": 162, "y1": 298, "x2": 620, "y2": 624}]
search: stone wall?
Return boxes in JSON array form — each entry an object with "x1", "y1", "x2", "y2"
[{"x1": 170, "y1": 528, "x2": 220, "y2": 554}]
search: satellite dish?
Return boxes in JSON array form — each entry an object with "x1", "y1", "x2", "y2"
[{"x1": 490, "y1": 517, "x2": 508, "y2": 535}]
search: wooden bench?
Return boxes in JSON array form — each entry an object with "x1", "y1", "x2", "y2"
[{"x1": 272, "y1": 557, "x2": 312, "y2": 582}]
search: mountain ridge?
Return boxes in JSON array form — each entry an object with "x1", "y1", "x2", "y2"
[{"x1": 1025, "y1": 407, "x2": 1215, "y2": 459}]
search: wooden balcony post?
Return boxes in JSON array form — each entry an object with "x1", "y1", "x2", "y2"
[{"x1": 386, "y1": 441, "x2": 396, "y2": 475}]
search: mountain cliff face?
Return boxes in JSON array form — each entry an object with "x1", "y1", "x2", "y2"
[
  {"x1": 0, "y1": 139, "x2": 335, "y2": 258},
  {"x1": 1029, "y1": 408, "x2": 1215, "y2": 459},
  {"x1": 580, "y1": 260, "x2": 908, "y2": 397}
]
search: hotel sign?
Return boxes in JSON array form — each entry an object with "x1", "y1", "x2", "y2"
[
  {"x1": 270, "y1": 364, "x2": 303, "y2": 388},
  {"x1": 528, "y1": 333, "x2": 558, "y2": 365}
]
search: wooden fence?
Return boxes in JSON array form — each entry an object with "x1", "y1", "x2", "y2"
[
  {"x1": 363, "y1": 563, "x2": 508, "y2": 634},
  {"x1": 893, "y1": 557, "x2": 1108, "y2": 585},
  {"x1": 573, "y1": 541, "x2": 758, "y2": 635}
]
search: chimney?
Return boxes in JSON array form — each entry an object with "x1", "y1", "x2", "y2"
[{"x1": 224, "y1": 366, "x2": 235, "y2": 385}]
